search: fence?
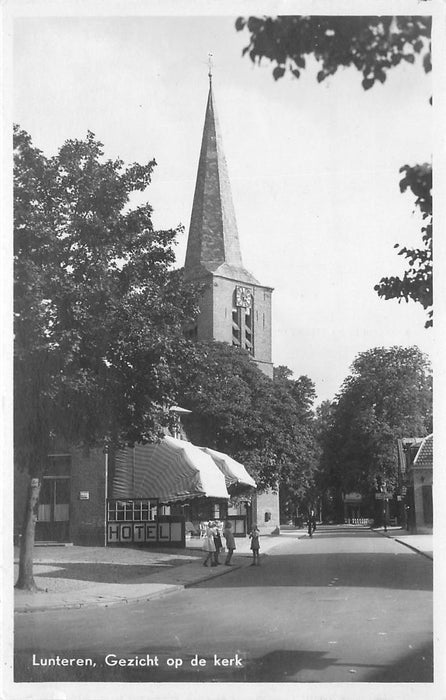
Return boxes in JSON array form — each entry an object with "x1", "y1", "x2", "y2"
[{"x1": 344, "y1": 517, "x2": 371, "y2": 525}]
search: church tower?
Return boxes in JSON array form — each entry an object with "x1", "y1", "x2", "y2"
[
  {"x1": 184, "y1": 74, "x2": 273, "y2": 379},
  {"x1": 184, "y1": 73, "x2": 279, "y2": 534}
]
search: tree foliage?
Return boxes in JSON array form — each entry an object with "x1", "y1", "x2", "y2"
[
  {"x1": 235, "y1": 15, "x2": 431, "y2": 88},
  {"x1": 14, "y1": 126, "x2": 199, "y2": 471},
  {"x1": 235, "y1": 15, "x2": 432, "y2": 326},
  {"x1": 318, "y1": 346, "x2": 432, "y2": 513},
  {"x1": 375, "y1": 163, "x2": 432, "y2": 327},
  {"x1": 175, "y1": 343, "x2": 319, "y2": 493}
]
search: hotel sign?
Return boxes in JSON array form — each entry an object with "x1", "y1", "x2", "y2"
[
  {"x1": 107, "y1": 520, "x2": 183, "y2": 544},
  {"x1": 107, "y1": 522, "x2": 158, "y2": 543}
]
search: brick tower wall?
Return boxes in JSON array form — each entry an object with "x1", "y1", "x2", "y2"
[
  {"x1": 194, "y1": 275, "x2": 215, "y2": 342},
  {"x1": 211, "y1": 276, "x2": 273, "y2": 374},
  {"x1": 251, "y1": 489, "x2": 280, "y2": 535},
  {"x1": 211, "y1": 277, "x2": 235, "y2": 344}
]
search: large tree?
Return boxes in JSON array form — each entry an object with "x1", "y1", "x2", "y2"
[
  {"x1": 318, "y1": 345, "x2": 432, "y2": 519},
  {"x1": 271, "y1": 368, "x2": 320, "y2": 521},
  {"x1": 14, "y1": 127, "x2": 199, "y2": 589},
  {"x1": 235, "y1": 15, "x2": 432, "y2": 327}
]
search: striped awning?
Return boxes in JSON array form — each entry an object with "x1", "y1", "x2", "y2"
[
  {"x1": 200, "y1": 447, "x2": 256, "y2": 489},
  {"x1": 112, "y1": 436, "x2": 230, "y2": 502}
]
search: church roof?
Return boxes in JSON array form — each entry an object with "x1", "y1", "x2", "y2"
[
  {"x1": 413, "y1": 434, "x2": 433, "y2": 469},
  {"x1": 184, "y1": 81, "x2": 259, "y2": 285}
]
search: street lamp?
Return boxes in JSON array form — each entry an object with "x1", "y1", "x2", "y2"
[
  {"x1": 374, "y1": 479, "x2": 391, "y2": 531},
  {"x1": 103, "y1": 437, "x2": 111, "y2": 547}
]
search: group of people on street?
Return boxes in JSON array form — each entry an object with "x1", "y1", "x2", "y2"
[
  {"x1": 202, "y1": 520, "x2": 261, "y2": 567},
  {"x1": 202, "y1": 513, "x2": 318, "y2": 568},
  {"x1": 202, "y1": 520, "x2": 234, "y2": 567}
]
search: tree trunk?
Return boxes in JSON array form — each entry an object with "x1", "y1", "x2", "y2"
[{"x1": 15, "y1": 476, "x2": 41, "y2": 591}]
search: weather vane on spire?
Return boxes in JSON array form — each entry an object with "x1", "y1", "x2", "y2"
[{"x1": 208, "y1": 52, "x2": 213, "y2": 85}]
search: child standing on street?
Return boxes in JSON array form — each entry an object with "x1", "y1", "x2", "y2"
[
  {"x1": 202, "y1": 521, "x2": 217, "y2": 567},
  {"x1": 249, "y1": 524, "x2": 260, "y2": 566},
  {"x1": 223, "y1": 520, "x2": 236, "y2": 565},
  {"x1": 213, "y1": 521, "x2": 223, "y2": 565}
]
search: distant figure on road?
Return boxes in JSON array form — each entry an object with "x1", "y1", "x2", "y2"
[
  {"x1": 223, "y1": 520, "x2": 236, "y2": 565},
  {"x1": 308, "y1": 511, "x2": 317, "y2": 537},
  {"x1": 249, "y1": 525, "x2": 260, "y2": 565},
  {"x1": 202, "y1": 522, "x2": 217, "y2": 567}
]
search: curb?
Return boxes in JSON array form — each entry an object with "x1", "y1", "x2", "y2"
[
  {"x1": 14, "y1": 556, "x2": 255, "y2": 614},
  {"x1": 14, "y1": 584, "x2": 185, "y2": 614},
  {"x1": 371, "y1": 528, "x2": 433, "y2": 561},
  {"x1": 393, "y1": 537, "x2": 433, "y2": 561}
]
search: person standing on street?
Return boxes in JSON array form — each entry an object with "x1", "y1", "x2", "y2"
[
  {"x1": 213, "y1": 521, "x2": 223, "y2": 565},
  {"x1": 202, "y1": 521, "x2": 217, "y2": 567},
  {"x1": 308, "y1": 510, "x2": 316, "y2": 537},
  {"x1": 249, "y1": 524, "x2": 260, "y2": 565},
  {"x1": 223, "y1": 520, "x2": 236, "y2": 565}
]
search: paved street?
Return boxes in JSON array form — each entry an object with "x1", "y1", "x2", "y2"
[{"x1": 14, "y1": 525, "x2": 433, "y2": 683}]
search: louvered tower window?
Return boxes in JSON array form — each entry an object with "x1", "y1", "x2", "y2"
[{"x1": 232, "y1": 286, "x2": 254, "y2": 355}]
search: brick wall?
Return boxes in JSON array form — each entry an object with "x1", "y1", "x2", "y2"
[
  {"x1": 412, "y1": 469, "x2": 433, "y2": 533},
  {"x1": 195, "y1": 276, "x2": 215, "y2": 342},
  {"x1": 251, "y1": 285, "x2": 272, "y2": 367},
  {"x1": 70, "y1": 447, "x2": 106, "y2": 546},
  {"x1": 212, "y1": 277, "x2": 236, "y2": 344}
]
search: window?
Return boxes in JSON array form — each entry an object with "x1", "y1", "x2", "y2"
[
  {"x1": 232, "y1": 288, "x2": 254, "y2": 355},
  {"x1": 37, "y1": 455, "x2": 71, "y2": 525},
  {"x1": 232, "y1": 308, "x2": 241, "y2": 346},
  {"x1": 107, "y1": 499, "x2": 158, "y2": 522}
]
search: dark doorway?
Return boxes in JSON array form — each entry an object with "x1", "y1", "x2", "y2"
[{"x1": 35, "y1": 455, "x2": 71, "y2": 541}]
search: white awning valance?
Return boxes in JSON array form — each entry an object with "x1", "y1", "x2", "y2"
[{"x1": 200, "y1": 447, "x2": 256, "y2": 489}]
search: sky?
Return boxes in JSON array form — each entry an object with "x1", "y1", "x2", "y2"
[{"x1": 12, "y1": 11, "x2": 434, "y2": 404}]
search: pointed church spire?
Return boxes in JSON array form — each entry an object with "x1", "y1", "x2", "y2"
[
  {"x1": 208, "y1": 52, "x2": 213, "y2": 87},
  {"x1": 185, "y1": 75, "x2": 249, "y2": 278}
]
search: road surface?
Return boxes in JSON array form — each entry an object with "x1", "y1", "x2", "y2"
[{"x1": 15, "y1": 525, "x2": 433, "y2": 683}]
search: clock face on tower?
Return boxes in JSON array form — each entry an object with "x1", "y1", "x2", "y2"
[{"x1": 235, "y1": 286, "x2": 252, "y2": 308}]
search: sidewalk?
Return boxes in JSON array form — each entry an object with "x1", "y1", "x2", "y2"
[
  {"x1": 372, "y1": 526, "x2": 433, "y2": 560},
  {"x1": 14, "y1": 534, "x2": 283, "y2": 614}
]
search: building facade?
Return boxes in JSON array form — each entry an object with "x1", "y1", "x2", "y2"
[
  {"x1": 405, "y1": 434, "x2": 433, "y2": 533},
  {"x1": 14, "y1": 443, "x2": 107, "y2": 546}
]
